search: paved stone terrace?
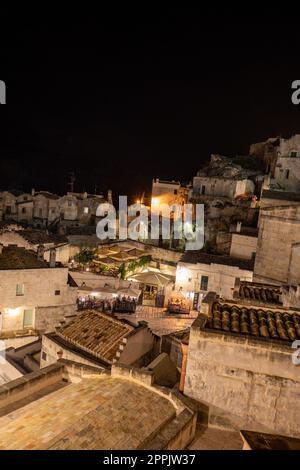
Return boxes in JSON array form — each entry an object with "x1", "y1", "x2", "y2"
[
  {"x1": 117, "y1": 306, "x2": 197, "y2": 336},
  {"x1": 0, "y1": 377, "x2": 176, "y2": 450},
  {"x1": 188, "y1": 425, "x2": 243, "y2": 450}
]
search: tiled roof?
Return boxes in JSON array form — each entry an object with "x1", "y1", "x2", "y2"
[
  {"x1": 238, "y1": 282, "x2": 282, "y2": 305},
  {"x1": 206, "y1": 301, "x2": 300, "y2": 343},
  {"x1": 180, "y1": 251, "x2": 254, "y2": 271},
  {"x1": 19, "y1": 230, "x2": 68, "y2": 245},
  {"x1": 0, "y1": 246, "x2": 49, "y2": 270},
  {"x1": 56, "y1": 310, "x2": 134, "y2": 363}
]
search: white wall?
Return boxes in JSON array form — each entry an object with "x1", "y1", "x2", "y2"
[{"x1": 175, "y1": 261, "x2": 253, "y2": 299}]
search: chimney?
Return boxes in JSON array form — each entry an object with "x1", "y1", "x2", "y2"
[
  {"x1": 49, "y1": 248, "x2": 56, "y2": 268},
  {"x1": 236, "y1": 221, "x2": 242, "y2": 233},
  {"x1": 107, "y1": 189, "x2": 113, "y2": 205},
  {"x1": 37, "y1": 244, "x2": 44, "y2": 261},
  {"x1": 0, "y1": 243, "x2": 3, "y2": 255},
  {"x1": 31, "y1": 188, "x2": 35, "y2": 196}
]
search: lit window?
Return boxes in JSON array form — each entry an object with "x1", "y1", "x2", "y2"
[
  {"x1": 23, "y1": 309, "x2": 33, "y2": 327},
  {"x1": 84, "y1": 207, "x2": 89, "y2": 214},
  {"x1": 200, "y1": 275, "x2": 209, "y2": 291},
  {"x1": 16, "y1": 284, "x2": 24, "y2": 296}
]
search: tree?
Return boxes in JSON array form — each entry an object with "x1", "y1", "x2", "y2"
[{"x1": 74, "y1": 247, "x2": 95, "y2": 268}]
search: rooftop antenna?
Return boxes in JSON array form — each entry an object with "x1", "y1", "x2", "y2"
[{"x1": 67, "y1": 171, "x2": 76, "y2": 193}]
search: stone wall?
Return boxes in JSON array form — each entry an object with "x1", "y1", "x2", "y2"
[
  {"x1": 35, "y1": 304, "x2": 77, "y2": 332},
  {"x1": 230, "y1": 233, "x2": 257, "y2": 260},
  {"x1": 254, "y1": 205, "x2": 300, "y2": 284},
  {"x1": 0, "y1": 363, "x2": 64, "y2": 411},
  {"x1": 193, "y1": 176, "x2": 254, "y2": 199},
  {"x1": 0, "y1": 267, "x2": 77, "y2": 334},
  {"x1": 175, "y1": 260, "x2": 253, "y2": 300},
  {"x1": 184, "y1": 318, "x2": 300, "y2": 437},
  {"x1": 40, "y1": 334, "x2": 105, "y2": 369}
]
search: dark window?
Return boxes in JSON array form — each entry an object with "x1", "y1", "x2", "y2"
[
  {"x1": 201, "y1": 185, "x2": 206, "y2": 195},
  {"x1": 174, "y1": 189, "x2": 178, "y2": 195},
  {"x1": 5, "y1": 206, "x2": 11, "y2": 214},
  {"x1": 286, "y1": 169, "x2": 290, "y2": 179},
  {"x1": 200, "y1": 275, "x2": 209, "y2": 291},
  {"x1": 22, "y1": 207, "x2": 26, "y2": 214},
  {"x1": 290, "y1": 151, "x2": 297, "y2": 158},
  {"x1": 42, "y1": 351, "x2": 47, "y2": 361},
  {"x1": 39, "y1": 208, "x2": 43, "y2": 217},
  {"x1": 55, "y1": 290, "x2": 61, "y2": 296}
]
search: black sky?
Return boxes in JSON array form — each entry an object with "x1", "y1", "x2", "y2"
[{"x1": 1, "y1": 7, "x2": 300, "y2": 201}]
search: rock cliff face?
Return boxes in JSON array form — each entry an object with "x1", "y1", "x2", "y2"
[{"x1": 197, "y1": 154, "x2": 262, "y2": 180}]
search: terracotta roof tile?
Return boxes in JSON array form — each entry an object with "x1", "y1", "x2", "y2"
[
  {"x1": 206, "y1": 301, "x2": 300, "y2": 343},
  {"x1": 238, "y1": 282, "x2": 282, "y2": 305},
  {"x1": 56, "y1": 310, "x2": 134, "y2": 363}
]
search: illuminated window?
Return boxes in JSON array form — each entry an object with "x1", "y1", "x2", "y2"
[
  {"x1": 84, "y1": 207, "x2": 89, "y2": 214},
  {"x1": 23, "y1": 309, "x2": 33, "y2": 327},
  {"x1": 200, "y1": 275, "x2": 208, "y2": 291},
  {"x1": 16, "y1": 283, "x2": 24, "y2": 296}
]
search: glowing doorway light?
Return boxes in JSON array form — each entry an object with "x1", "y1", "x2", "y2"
[{"x1": 176, "y1": 267, "x2": 189, "y2": 283}]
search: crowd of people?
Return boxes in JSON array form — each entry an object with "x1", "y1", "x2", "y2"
[{"x1": 77, "y1": 295, "x2": 137, "y2": 314}]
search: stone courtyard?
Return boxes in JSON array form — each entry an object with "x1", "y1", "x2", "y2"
[{"x1": 116, "y1": 306, "x2": 197, "y2": 335}]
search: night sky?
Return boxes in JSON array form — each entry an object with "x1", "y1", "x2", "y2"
[{"x1": 1, "y1": 7, "x2": 300, "y2": 201}]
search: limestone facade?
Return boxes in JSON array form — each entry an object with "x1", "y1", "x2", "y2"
[
  {"x1": 0, "y1": 266, "x2": 77, "y2": 335},
  {"x1": 184, "y1": 309, "x2": 300, "y2": 438},
  {"x1": 254, "y1": 205, "x2": 300, "y2": 285}
]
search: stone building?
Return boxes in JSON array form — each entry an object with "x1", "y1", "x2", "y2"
[
  {"x1": 16, "y1": 193, "x2": 34, "y2": 225},
  {"x1": 254, "y1": 204, "x2": 300, "y2": 285},
  {"x1": 33, "y1": 191, "x2": 60, "y2": 228},
  {"x1": 229, "y1": 226, "x2": 258, "y2": 260},
  {"x1": 0, "y1": 191, "x2": 18, "y2": 221},
  {"x1": 41, "y1": 310, "x2": 159, "y2": 370},
  {"x1": 151, "y1": 179, "x2": 188, "y2": 208},
  {"x1": 183, "y1": 293, "x2": 300, "y2": 438},
  {"x1": 0, "y1": 228, "x2": 70, "y2": 264},
  {"x1": 0, "y1": 189, "x2": 106, "y2": 229},
  {"x1": 0, "y1": 244, "x2": 77, "y2": 342},
  {"x1": 191, "y1": 154, "x2": 258, "y2": 200},
  {"x1": 270, "y1": 135, "x2": 300, "y2": 192},
  {"x1": 175, "y1": 251, "x2": 254, "y2": 307},
  {"x1": 0, "y1": 361, "x2": 196, "y2": 450},
  {"x1": 249, "y1": 136, "x2": 280, "y2": 176}
]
